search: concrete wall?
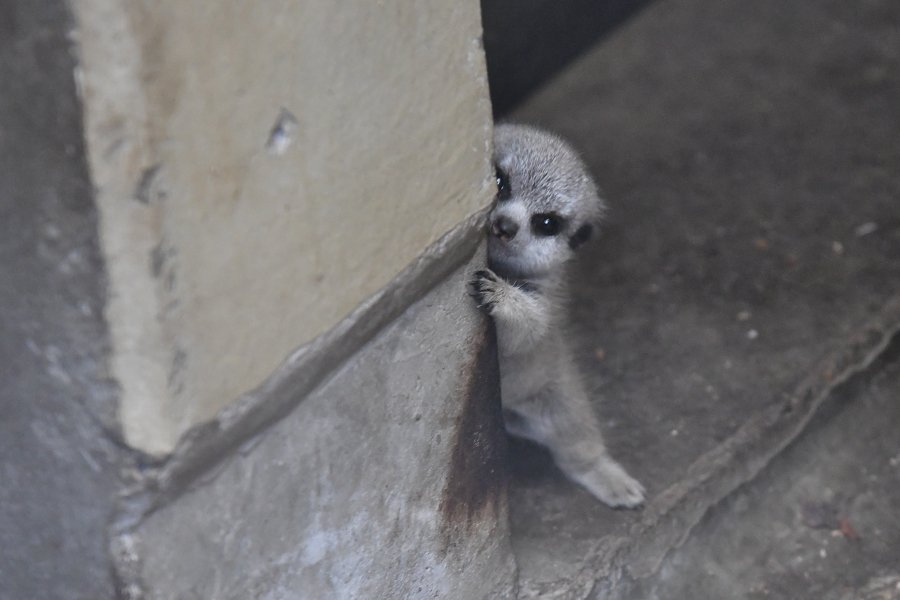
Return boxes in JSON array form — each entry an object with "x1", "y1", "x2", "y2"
[
  {"x1": 0, "y1": 2, "x2": 121, "y2": 597},
  {"x1": 71, "y1": 0, "x2": 496, "y2": 455},
  {"x1": 1, "y1": 0, "x2": 515, "y2": 598},
  {"x1": 120, "y1": 256, "x2": 516, "y2": 599}
]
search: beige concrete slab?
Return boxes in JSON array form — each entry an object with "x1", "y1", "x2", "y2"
[{"x1": 71, "y1": 0, "x2": 494, "y2": 454}]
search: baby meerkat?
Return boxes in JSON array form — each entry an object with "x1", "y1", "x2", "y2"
[{"x1": 469, "y1": 124, "x2": 645, "y2": 508}]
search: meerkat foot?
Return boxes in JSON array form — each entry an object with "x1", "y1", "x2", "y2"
[
  {"x1": 502, "y1": 409, "x2": 540, "y2": 442},
  {"x1": 568, "y1": 459, "x2": 645, "y2": 508}
]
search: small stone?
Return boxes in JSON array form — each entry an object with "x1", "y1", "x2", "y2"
[
  {"x1": 594, "y1": 348, "x2": 606, "y2": 361},
  {"x1": 737, "y1": 310, "x2": 751, "y2": 321},
  {"x1": 44, "y1": 224, "x2": 61, "y2": 240},
  {"x1": 838, "y1": 517, "x2": 860, "y2": 540},
  {"x1": 819, "y1": 548, "x2": 827, "y2": 559},
  {"x1": 832, "y1": 241, "x2": 844, "y2": 255},
  {"x1": 754, "y1": 238, "x2": 770, "y2": 250},
  {"x1": 801, "y1": 500, "x2": 839, "y2": 529},
  {"x1": 855, "y1": 222, "x2": 878, "y2": 237},
  {"x1": 747, "y1": 329, "x2": 759, "y2": 340}
]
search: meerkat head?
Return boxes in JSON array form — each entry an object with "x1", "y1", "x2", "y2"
[{"x1": 487, "y1": 124, "x2": 605, "y2": 281}]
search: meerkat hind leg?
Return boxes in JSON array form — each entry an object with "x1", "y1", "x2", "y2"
[
  {"x1": 502, "y1": 408, "x2": 545, "y2": 443},
  {"x1": 515, "y1": 388, "x2": 645, "y2": 508}
]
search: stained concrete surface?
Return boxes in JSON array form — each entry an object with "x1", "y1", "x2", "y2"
[
  {"x1": 503, "y1": 0, "x2": 900, "y2": 596},
  {"x1": 0, "y1": 1, "x2": 123, "y2": 598},
  {"x1": 122, "y1": 255, "x2": 518, "y2": 600}
]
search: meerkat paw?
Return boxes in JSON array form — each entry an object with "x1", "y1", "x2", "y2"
[
  {"x1": 467, "y1": 269, "x2": 505, "y2": 314},
  {"x1": 572, "y1": 460, "x2": 645, "y2": 508}
]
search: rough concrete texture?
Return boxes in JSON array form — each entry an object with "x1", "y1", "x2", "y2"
[
  {"x1": 121, "y1": 254, "x2": 518, "y2": 600},
  {"x1": 626, "y1": 345, "x2": 900, "y2": 600},
  {"x1": 70, "y1": 0, "x2": 496, "y2": 455},
  {"x1": 0, "y1": 1, "x2": 123, "y2": 597},
  {"x1": 503, "y1": 0, "x2": 900, "y2": 596}
]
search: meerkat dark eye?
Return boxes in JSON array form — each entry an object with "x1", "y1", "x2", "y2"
[
  {"x1": 531, "y1": 213, "x2": 563, "y2": 236},
  {"x1": 495, "y1": 167, "x2": 511, "y2": 201}
]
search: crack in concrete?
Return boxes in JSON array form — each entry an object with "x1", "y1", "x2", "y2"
[{"x1": 565, "y1": 298, "x2": 900, "y2": 600}]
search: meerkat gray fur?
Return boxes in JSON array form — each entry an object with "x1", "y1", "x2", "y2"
[{"x1": 469, "y1": 123, "x2": 645, "y2": 508}]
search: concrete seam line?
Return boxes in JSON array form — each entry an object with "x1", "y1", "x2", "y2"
[
  {"x1": 112, "y1": 207, "x2": 490, "y2": 532},
  {"x1": 634, "y1": 324, "x2": 900, "y2": 577},
  {"x1": 569, "y1": 297, "x2": 900, "y2": 599}
]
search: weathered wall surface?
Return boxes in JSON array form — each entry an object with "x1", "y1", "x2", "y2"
[
  {"x1": 71, "y1": 0, "x2": 496, "y2": 455},
  {"x1": 121, "y1": 255, "x2": 517, "y2": 600},
  {"x1": 0, "y1": 0, "x2": 506, "y2": 600},
  {"x1": 2, "y1": 0, "x2": 508, "y2": 597},
  {"x1": 0, "y1": 1, "x2": 122, "y2": 597}
]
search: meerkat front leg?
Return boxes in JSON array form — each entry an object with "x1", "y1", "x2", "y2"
[
  {"x1": 468, "y1": 269, "x2": 551, "y2": 354},
  {"x1": 514, "y1": 382, "x2": 646, "y2": 508}
]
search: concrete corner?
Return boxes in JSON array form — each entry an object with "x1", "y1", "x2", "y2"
[
  {"x1": 3, "y1": 0, "x2": 509, "y2": 597},
  {"x1": 119, "y1": 254, "x2": 517, "y2": 600},
  {"x1": 70, "y1": 0, "x2": 495, "y2": 455}
]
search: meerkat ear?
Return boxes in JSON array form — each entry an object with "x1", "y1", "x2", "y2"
[{"x1": 568, "y1": 223, "x2": 593, "y2": 250}]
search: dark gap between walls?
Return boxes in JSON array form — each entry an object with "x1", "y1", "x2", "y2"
[{"x1": 481, "y1": 0, "x2": 657, "y2": 117}]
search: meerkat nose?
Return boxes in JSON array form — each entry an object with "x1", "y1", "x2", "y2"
[{"x1": 491, "y1": 216, "x2": 519, "y2": 241}]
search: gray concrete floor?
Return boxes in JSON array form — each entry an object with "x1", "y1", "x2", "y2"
[
  {"x1": 632, "y1": 345, "x2": 900, "y2": 600},
  {"x1": 504, "y1": 0, "x2": 900, "y2": 596}
]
